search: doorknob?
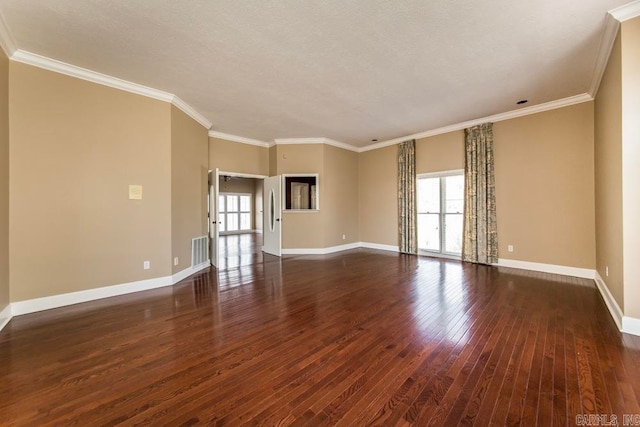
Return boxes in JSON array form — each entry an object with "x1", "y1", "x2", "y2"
[
  {"x1": 212, "y1": 221, "x2": 217, "y2": 224},
  {"x1": 276, "y1": 218, "x2": 280, "y2": 222}
]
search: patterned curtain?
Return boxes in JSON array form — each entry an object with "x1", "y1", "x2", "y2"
[
  {"x1": 463, "y1": 123, "x2": 498, "y2": 264},
  {"x1": 398, "y1": 140, "x2": 417, "y2": 254}
]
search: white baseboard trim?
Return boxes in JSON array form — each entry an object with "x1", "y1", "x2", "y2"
[
  {"x1": 360, "y1": 242, "x2": 400, "y2": 252},
  {"x1": 594, "y1": 271, "x2": 623, "y2": 330},
  {"x1": 11, "y1": 261, "x2": 212, "y2": 317},
  {"x1": 278, "y1": 241, "x2": 400, "y2": 255},
  {"x1": 496, "y1": 258, "x2": 596, "y2": 279},
  {"x1": 282, "y1": 242, "x2": 360, "y2": 255},
  {"x1": 0, "y1": 303, "x2": 12, "y2": 332},
  {"x1": 622, "y1": 316, "x2": 640, "y2": 337},
  {"x1": 12, "y1": 275, "x2": 174, "y2": 316},
  {"x1": 172, "y1": 261, "x2": 210, "y2": 283}
]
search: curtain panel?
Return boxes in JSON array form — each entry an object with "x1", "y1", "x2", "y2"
[
  {"x1": 463, "y1": 123, "x2": 498, "y2": 264},
  {"x1": 398, "y1": 140, "x2": 417, "y2": 254}
]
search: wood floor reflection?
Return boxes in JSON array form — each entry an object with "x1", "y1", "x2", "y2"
[
  {"x1": 219, "y1": 232, "x2": 263, "y2": 270},
  {"x1": 1, "y1": 250, "x2": 639, "y2": 425}
]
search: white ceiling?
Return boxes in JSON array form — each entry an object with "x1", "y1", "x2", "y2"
[{"x1": 0, "y1": 0, "x2": 633, "y2": 147}]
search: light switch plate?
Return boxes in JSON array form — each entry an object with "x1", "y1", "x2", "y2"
[{"x1": 129, "y1": 185, "x2": 143, "y2": 200}]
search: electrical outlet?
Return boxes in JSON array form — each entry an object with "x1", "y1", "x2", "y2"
[
  {"x1": 143, "y1": 261, "x2": 150, "y2": 270},
  {"x1": 174, "y1": 257, "x2": 179, "y2": 266},
  {"x1": 507, "y1": 245, "x2": 514, "y2": 253},
  {"x1": 606, "y1": 266, "x2": 609, "y2": 277},
  {"x1": 342, "y1": 234, "x2": 346, "y2": 240}
]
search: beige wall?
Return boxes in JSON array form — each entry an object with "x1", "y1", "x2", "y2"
[
  {"x1": 494, "y1": 102, "x2": 596, "y2": 268},
  {"x1": 358, "y1": 102, "x2": 596, "y2": 269},
  {"x1": 621, "y1": 17, "x2": 640, "y2": 318},
  {"x1": 416, "y1": 132, "x2": 464, "y2": 174},
  {"x1": 209, "y1": 138, "x2": 269, "y2": 176},
  {"x1": 171, "y1": 105, "x2": 209, "y2": 274},
  {"x1": 0, "y1": 49, "x2": 9, "y2": 314},
  {"x1": 277, "y1": 144, "x2": 325, "y2": 248},
  {"x1": 219, "y1": 176, "x2": 256, "y2": 194},
  {"x1": 275, "y1": 143, "x2": 358, "y2": 249},
  {"x1": 359, "y1": 145, "x2": 398, "y2": 246},
  {"x1": 9, "y1": 62, "x2": 172, "y2": 301},
  {"x1": 322, "y1": 145, "x2": 359, "y2": 247},
  {"x1": 595, "y1": 30, "x2": 624, "y2": 309}
]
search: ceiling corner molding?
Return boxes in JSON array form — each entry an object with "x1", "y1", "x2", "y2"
[
  {"x1": 11, "y1": 50, "x2": 174, "y2": 103},
  {"x1": 274, "y1": 137, "x2": 325, "y2": 145},
  {"x1": 610, "y1": 0, "x2": 640, "y2": 22},
  {"x1": 322, "y1": 138, "x2": 360, "y2": 153},
  {"x1": 358, "y1": 137, "x2": 403, "y2": 153},
  {"x1": 0, "y1": 10, "x2": 16, "y2": 57},
  {"x1": 362, "y1": 93, "x2": 593, "y2": 153},
  {"x1": 590, "y1": 14, "x2": 621, "y2": 97},
  {"x1": 10, "y1": 49, "x2": 212, "y2": 130},
  {"x1": 208, "y1": 131, "x2": 270, "y2": 148},
  {"x1": 172, "y1": 96, "x2": 211, "y2": 129},
  {"x1": 274, "y1": 137, "x2": 359, "y2": 152}
]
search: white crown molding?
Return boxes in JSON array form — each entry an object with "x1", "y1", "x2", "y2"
[
  {"x1": 172, "y1": 96, "x2": 212, "y2": 129},
  {"x1": 322, "y1": 138, "x2": 359, "y2": 152},
  {"x1": 590, "y1": 14, "x2": 620, "y2": 97},
  {"x1": 610, "y1": 0, "x2": 640, "y2": 22},
  {"x1": 274, "y1": 137, "x2": 359, "y2": 152},
  {"x1": 361, "y1": 93, "x2": 594, "y2": 152},
  {"x1": 10, "y1": 49, "x2": 211, "y2": 129},
  {"x1": 0, "y1": 10, "x2": 16, "y2": 57},
  {"x1": 274, "y1": 137, "x2": 324, "y2": 145},
  {"x1": 209, "y1": 131, "x2": 271, "y2": 148},
  {"x1": 211, "y1": 91, "x2": 593, "y2": 155},
  {"x1": 11, "y1": 50, "x2": 174, "y2": 101}
]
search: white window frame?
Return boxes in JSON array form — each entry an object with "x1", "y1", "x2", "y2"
[
  {"x1": 219, "y1": 192, "x2": 253, "y2": 235},
  {"x1": 417, "y1": 170, "x2": 464, "y2": 260}
]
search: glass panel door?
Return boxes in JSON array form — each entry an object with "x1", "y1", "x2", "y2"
[
  {"x1": 219, "y1": 193, "x2": 252, "y2": 234},
  {"x1": 417, "y1": 173, "x2": 464, "y2": 257}
]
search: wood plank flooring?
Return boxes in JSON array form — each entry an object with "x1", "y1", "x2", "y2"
[
  {"x1": 1, "y1": 249, "x2": 640, "y2": 425},
  {"x1": 218, "y1": 233, "x2": 263, "y2": 270}
]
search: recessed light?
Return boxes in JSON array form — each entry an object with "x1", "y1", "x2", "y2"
[
  {"x1": 516, "y1": 99, "x2": 528, "y2": 105},
  {"x1": 371, "y1": 139, "x2": 378, "y2": 142}
]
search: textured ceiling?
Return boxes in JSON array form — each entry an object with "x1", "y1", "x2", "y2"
[{"x1": 0, "y1": 0, "x2": 631, "y2": 146}]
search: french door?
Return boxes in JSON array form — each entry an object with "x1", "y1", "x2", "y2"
[
  {"x1": 417, "y1": 172, "x2": 464, "y2": 257},
  {"x1": 218, "y1": 193, "x2": 252, "y2": 234}
]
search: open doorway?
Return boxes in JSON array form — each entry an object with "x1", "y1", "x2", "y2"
[
  {"x1": 218, "y1": 174, "x2": 263, "y2": 269},
  {"x1": 208, "y1": 170, "x2": 268, "y2": 270}
]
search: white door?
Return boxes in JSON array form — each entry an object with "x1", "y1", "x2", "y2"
[
  {"x1": 263, "y1": 175, "x2": 282, "y2": 256},
  {"x1": 209, "y1": 170, "x2": 220, "y2": 268}
]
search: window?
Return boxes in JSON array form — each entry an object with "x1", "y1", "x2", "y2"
[
  {"x1": 417, "y1": 172, "x2": 464, "y2": 257},
  {"x1": 283, "y1": 174, "x2": 318, "y2": 210},
  {"x1": 218, "y1": 193, "x2": 252, "y2": 234}
]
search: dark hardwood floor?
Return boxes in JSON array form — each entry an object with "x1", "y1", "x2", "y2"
[
  {"x1": 1, "y1": 249, "x2": 640, "y2": 425},
  {"x1": 219, "y1": 233, "x2": 263, "y2": 270}
]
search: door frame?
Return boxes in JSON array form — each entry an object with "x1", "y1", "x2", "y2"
[{"x1": 209, "y1": 169, "x2": 268, "y2": 269}]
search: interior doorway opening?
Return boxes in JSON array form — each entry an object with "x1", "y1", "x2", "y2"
[{"x1": 208, "y1": 170, "x2": 268, "y2": 270}]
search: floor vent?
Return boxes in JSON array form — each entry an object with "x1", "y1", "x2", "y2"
[{"x1": 191, "y1": 236, "x2": 209, "y2": 267}]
